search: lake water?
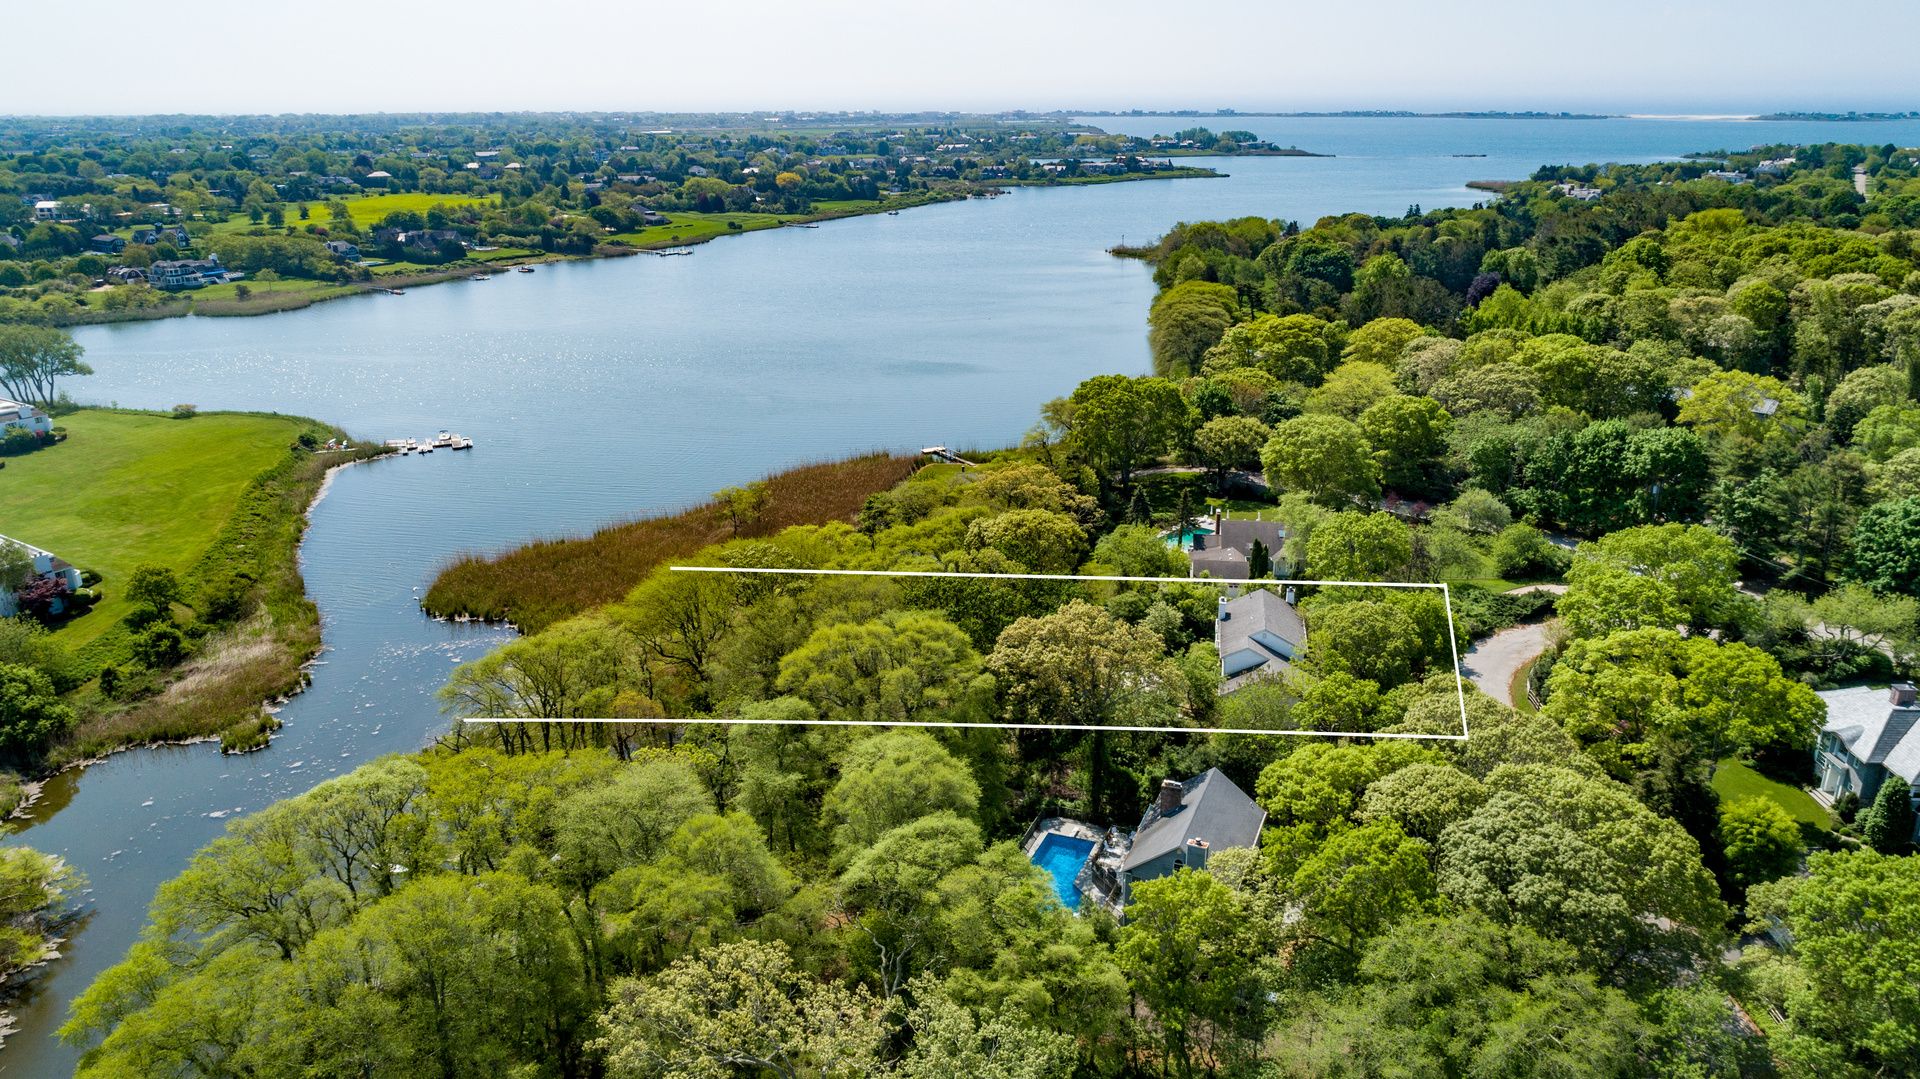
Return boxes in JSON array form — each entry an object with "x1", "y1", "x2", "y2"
[{"x1": 9, "y1": 113, "x2": 1920, "y2": 1074}]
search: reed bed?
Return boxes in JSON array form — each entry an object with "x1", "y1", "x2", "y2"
[{"x1": 423, "y1": 452, "x2": 921, "y2": 633}]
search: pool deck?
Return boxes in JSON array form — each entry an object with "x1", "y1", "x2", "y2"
[
  {"x1": 1022, "y1": 816, "x2": 1103, "y2": 855},
  {"x1": 1022, "y1": 816, "x2": 1130, "y2": 915}
]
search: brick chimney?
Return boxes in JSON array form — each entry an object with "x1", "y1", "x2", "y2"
[
  {"x1": 1184, "y1": 837, "x2": 1210, "y2": 870},
  {"x1": 1157, "y1": 778, "x2": 1185, "y2": 814},
  {"x1": 1893, "y1": 683, "x2": 1917, "y2": 707}
]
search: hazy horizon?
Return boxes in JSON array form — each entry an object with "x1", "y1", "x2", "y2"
[{"x1": 4, "y1": 0, "x2": 1916, "y2": 117}]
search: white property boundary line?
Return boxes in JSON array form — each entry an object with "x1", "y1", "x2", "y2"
[{"x1": 463, "y1": 567, "x2": 1470, "y2": 742}]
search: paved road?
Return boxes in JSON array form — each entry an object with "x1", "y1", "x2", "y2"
[{"x1": 1461, "y1": 619, "x2": 1556, "y2": 706}]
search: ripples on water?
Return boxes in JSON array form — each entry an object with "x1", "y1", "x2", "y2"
[{"x1": 10, "y1": 113, "x2": 1920, "y2": 1074}]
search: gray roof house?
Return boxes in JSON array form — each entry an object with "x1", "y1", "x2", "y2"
[
  {"x1": 1815, "y1": 683, "x2": 1920, "y2": 840},
  {"x1": 1117, "y1": 769, "x2": 1266, "y2": 903},
  {"x1": 1216, "y1": 588, "x2": 1304, "y2": 690},
  {"x1": 1187, "y1": 515, "x2": 1287, "y2": 581}
]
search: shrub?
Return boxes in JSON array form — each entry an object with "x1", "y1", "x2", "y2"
[
  {"x1": 132, "y1": 623, "x2": 187, "y2": 669},
  {"x1": 1491, "y1": 523, "x2": 1569, "y2": 578},
  {"x1": 0, "y1": 431, "x2": 41, "y2": 457},
  {"x1": 170, "y1": 404, "x2": 198, "y2": 419},
  {"x1": 196, "y1": 573, "x2": 252, "y2": 625}
]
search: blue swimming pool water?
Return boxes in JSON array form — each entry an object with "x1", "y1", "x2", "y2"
[
  {"x1": 1164, "y1": 525, "x2": 1214, "y2": 550},
  {"x1": 1031, "y1": 833, "x2": 1097, "y2": 909}
]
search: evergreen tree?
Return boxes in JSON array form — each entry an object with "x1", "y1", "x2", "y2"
[
  {"x1": 1174, "y1": 488, "x2": 1194, "y2": 538},
  {"x1": 1127, "y1": 485, "x2": 1154, "y2": 526},
  {"x1": 1249, "y1": 538, "x2": 1272, "y2": 579},
  {"x1": 1861, "y1": 776, "x2": 1915, "y2": 854}
]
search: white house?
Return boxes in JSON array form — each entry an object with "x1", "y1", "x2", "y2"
[
  {"x1": 33, "y1": 200, "x2": 60, "y2": 220},
  {"x1": 0, "y1": 399, "x2": 51, "y2": 436},
  {"x1": 1814, "y1": 683, "x2": 1920, "y2": 842},
  {"x1": 0, "y1": 535, "x2": 84, "y2": 618},
  {"x1": 1215, "y1": 588, "x2": 1304, "y2": 690}
]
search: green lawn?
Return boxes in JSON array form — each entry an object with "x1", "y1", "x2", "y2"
[
  {"x1": 3, "y1": 410, "x2": 315, "y2": 645},
  {"x1": 607, "y1": 212, "x2": 792, "y2": 248},
  {"x1": 1712, "y1": 758, "x2": 1833, "y2": 830}
]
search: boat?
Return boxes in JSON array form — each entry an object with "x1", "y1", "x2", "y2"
[
  {"x1": 516, "y1": 265, "x2": 535, "y2": 273},
  {"x1": 417, "y1": 441, "x2": 434, "y2": 454},
  {"x1": 886, "y1": 210, "x2": 900, "y2": 216},
  {"x1": 432, "y1": 430, "x2": 453, "y2": 447},
  {"x1": 450, "y1": 435, "x2": 473, "y2": 450}
]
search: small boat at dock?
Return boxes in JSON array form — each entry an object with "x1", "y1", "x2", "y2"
[
  {"x1": 432, "y1": 431, "x2": 453, "y2": 448},
  {"x1": 516, "y1": 265, "x2": 534, "y2": 273},
  {"x1": 449, "y1": 434, "x2": 474, "y2": 450}
]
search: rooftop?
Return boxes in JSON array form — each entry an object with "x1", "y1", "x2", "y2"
[
  {"x1": 1820, "y1": 684, "x2": 1920, "y2": 784},
  {"x1": 1122, "y1": 768, "x2": 1266, "y2": 873},
  {"x1": 1217, "y1": 587, "x2": 1305, "y2": 660}
]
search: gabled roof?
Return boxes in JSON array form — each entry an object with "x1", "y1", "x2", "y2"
[
  {"x1": 1217, "y1": 588, "x2": 1304, "y2": 660},
  {"x1": 1122, "y1": 768, "x2": 1266, "y2": 872},
  {"x1": 1820, "y1": 685, "x2": 1920, "y2": 784}
]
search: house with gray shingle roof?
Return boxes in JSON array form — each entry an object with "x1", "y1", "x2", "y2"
[
  {"x1": 1815, "y1": 683, "x2": 1920, "y2": 840},
  {"x1": 1215, "y1": 588, "x2": 1303, "y2": 690},
  {"x1": 1186, "y1": 513, "x2": 1287, "y2": 581},
  {"x1": 1116, "y1": 769, "x2": 1266, "y2": 904}
]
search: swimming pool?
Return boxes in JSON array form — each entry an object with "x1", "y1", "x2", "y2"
[
  {"x1": 1031, "y1": 832, "x2": 1096, "y2": 909},
  {"x1": 1163, "y1": 525, "x2": 1214, "y2": 550}
]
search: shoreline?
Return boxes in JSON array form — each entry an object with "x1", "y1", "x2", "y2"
[
  {"x1": 30, "y1": 428, "x2": 390, "y2": 779},
  {"x1": 45, "y1": 170, "x2": 1223, "y2": 328}
]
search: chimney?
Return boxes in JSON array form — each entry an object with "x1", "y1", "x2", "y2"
[
  {"x1": 1893, "y1": 683, "x2": 1917, "y2": 708},
  {"x1": 1157, "y1": 778, "x2": 1185, "y2": 814},
  {"x1": 1217, "y1": 595, "x2": 1231, "y2": 621},
  {"x1": 1184, "y1": 837, "x2": 1210, "y2": 870},
  {"x1": 1284, "y1": 586, "x2": 1297, "y2": 605}
]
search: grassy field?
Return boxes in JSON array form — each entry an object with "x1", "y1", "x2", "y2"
[
  {"x1": 210, "y1": 192, "x2": 496, "y2": 236},
  {"x1": 425, "y1": 453, "x2": 922, "y2": 633},
  {"x1": 1713, "y1": 758, "x2": 1833, "y2": 830},
  {"x1": 3, "y1": 410, "x2": 317, "y2": 646},
  {"x1": 607, "y1": 212, "x2": 796, "y2": 248}
]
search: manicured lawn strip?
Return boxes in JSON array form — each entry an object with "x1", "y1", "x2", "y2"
[
  {"x1": 3, "y1": 411, "x2": 315, "y2": 647},
  {"x1": 424, "y1": 453, "x2": 922, "y2": 633},
  {"x1": 1509, "y1": 661, "x2": 1537, "y2": 714},
  {"x1": 1712, "y1": 758, "x2": 1833, "y2": 830}
]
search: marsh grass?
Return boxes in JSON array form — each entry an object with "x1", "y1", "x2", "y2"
[{"x1": 424, "y1": 452, "x2": 921, "y2": 633}]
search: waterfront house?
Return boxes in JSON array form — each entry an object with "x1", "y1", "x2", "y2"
[
  {"x1": 1216, "y1": 587, "x2": 1304, "y2": 690},
  {"x1": 149, "y1": 256, "x2": 229, "y2": 290},
  {"x1": 90, "y1": 234, "x2": 126, "y2": 254},
  {"x1": 33, "y1": 200, "x2": 60, "y2": 220},
  {"x1": 324, "y1": 240, "x2": 362, "y2": 261},
  {"x1": 105, "y1": 266, "x2": 146, "y2": 284},
  {"x1": 0, "y1": 534, "x2": 84, "y2": 618},
  {"x1": 0, "y1": 399, "x2": 52, "y2": 437},
  {"x1": 1814, "y1": 683, "x2": 1920, "y2": 841}
]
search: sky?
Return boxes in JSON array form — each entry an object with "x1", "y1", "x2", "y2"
[{"x1": 6, "y1": 0, "x2": 1917, "y2": 116}]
